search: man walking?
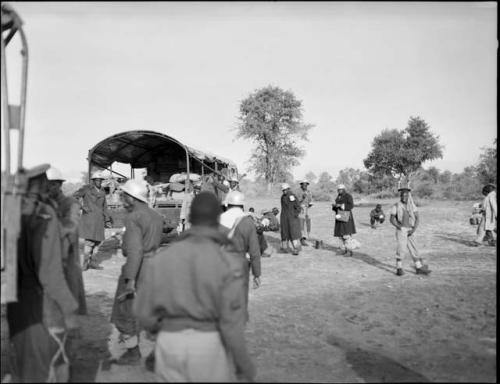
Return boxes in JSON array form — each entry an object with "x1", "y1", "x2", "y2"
[
  {"x1": 279, "y1": 183, "x2": 302, "y2": 255},
  {"x1": 298, "y1": 180, "x2": 313, "y2": 246},
  {"x1": 73, "y1": 171, "x2": 113, "y2": 270},
  {"x1": 133, "y1": 192, "x2": 256, "y2": 382},
  {"x1": 110, "y1": 179, "x2": 164, "y2": 365},
  {"x1": 473, "y1": 184, "x2": 497, "y2": 246},
  {"x1": 390, "y1": 187, "x2": 431, "y2": 276},
  {"x1": 220, "y1": 191, "x2": 262, "y2": 320},
  {"x1": 7, "y1": 164, "x2": 79, "y2": 382}
]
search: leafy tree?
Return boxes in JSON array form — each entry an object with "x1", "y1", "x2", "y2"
[
  {"x1": 438, "y1": 170, "x2": 452, "y2": 184},
  {"x1": 426, "y1": 166, "x2": 440, "y2": 184},
  {"x1": 305, "y1": 171, "x2": 317, "y2": 184},
  {"x1": 476, "y1": 138, "x2": 497, "y2": 185},
  {"x1": 363, "y1": 116, "x2": 443, "y2": 187},
  {"x1": 236, "y1": 86, "x2": 313, "y2": 191},
  {"x1": 335, "y1": 168, "x2": 361, "y2": 191}
]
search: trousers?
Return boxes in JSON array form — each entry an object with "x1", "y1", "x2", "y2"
[
  {"x1": 395, "y1": 227, "x2": 419, "y2": 263},
  {"x1": 154, "y1": 329, "x2": 235, "y2": 382}
]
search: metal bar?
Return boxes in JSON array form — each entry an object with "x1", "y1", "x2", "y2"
[
  {"x1": 4, "y1": 26, "x2": 17, "y2": 46},
  {"x1": 17, "y1": 26, "x2": 28, "y2": 171},
  {"x1": 185, "y1": 147, "x2": 190, "y2": 190},
  {"x1": 90, "y1": 160, "x2": 129, "y2": 180},
  {"x1": 1, "y1": 32, "x2": 11, "y2": 176}
]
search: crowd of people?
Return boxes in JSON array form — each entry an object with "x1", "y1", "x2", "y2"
[{"x1": 4, "y1": 163, "x2": 497, "y2": 382}]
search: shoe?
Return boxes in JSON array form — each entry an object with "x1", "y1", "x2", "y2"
[
  {"x1": 145, "y1": 351, "x2": 155, "y2": 372},
  {"x1": 87, "y1": 260, "x2": 103, "y2": 270},
  {"x1": 416, "y1": 265, "x2": 431, "y2": 275},
  {"x1": 300, "y1": 238, "x2": 308, "y2": 246},
  {"x1": 291, "y1": 249, "x2": 299, "y2": 256},
  {"x1": 115, "y1": 346, "x2": 141, "y2": 365},
  {"x1": 371, "y1": 225, "x2": 376, "y2": 229},
  {"x1": 277, "y1": 248, "x2": 288, "y2": 254},
  {"x1": 396, "y1": 268, "x2": 404, "y2": 276},
  {"x1": 488, "y1": 240, "x2": 496, "y2": 246}
]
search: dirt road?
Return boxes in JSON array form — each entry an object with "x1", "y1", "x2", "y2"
[{"x1": 1, "y1": 199, "x2": 496, "y2": 382}]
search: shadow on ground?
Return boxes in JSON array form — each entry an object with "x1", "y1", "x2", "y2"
[
  {"x1": 436, "y1": 233, "x2": 484, "y2": 247},
  {"x1": 69, "y1": 291, "x2": 113, "y2": 383},
  {"x1": 327, "y1": 334, "x2": 430, "y2": 382}
]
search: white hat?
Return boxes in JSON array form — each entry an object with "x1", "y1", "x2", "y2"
[
  {"x1": 46, "y1": 166, "x2": 66, "y2": 182},
  {"x1": 226, "y1": 191, "x2": 245, "y2": 206},
  {"x1": 120, "y1": 179, "x2": 149, "y2": 203},
  {"x1": 299, "y1": 180, "x2": 310, "y2": 185},
  {"x1": 91, "y1": 171, "x2": 105, "y2": 180},
  {"x1": 281, "y1": 183, "x2": 290, "y2": 190},
  {"x1": 337, "y1": 184, "x2": 346, "y2": 190}
]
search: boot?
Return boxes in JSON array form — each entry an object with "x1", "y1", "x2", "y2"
[
  {"x1": 300, "y1": 238, "x2": 308, "y2": 246},
  {"x1": 416, "y1": 265, "x2": 431, "y2": 275},
  {"x1": 115, "y1": 345, "x2": 141, "y2": 365},
  {"x1": 396, "y1": 268, "x2": 405, "y2": 276}
]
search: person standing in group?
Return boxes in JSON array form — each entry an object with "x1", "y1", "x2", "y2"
[
  {"x1": 110, "y1": 180, "x2": 164, "y2": 365},
  {"x1": 7, "y1": 164, "x2": 79, "y2": 382},
  {"x1": 279, "y1": 183, "x2": 302, "y2": 255},
  {"x1": 370, "y1": 204, "x2": 386, "y2": 229},
  {"x1": 228, "y1": 176, "x2": 241, "y2": 192},
  {"x1": 220, "y1": 191, "x2": 262, "y2": 321},
  {"x1": 46, "y1": 167, "x2": 87, "y2": 315},
  {"x1": 298, "y1": 180, "x2": 313, "y2": 246},
  {"x1": 389, "y1": 186, "x2": 431, "y2": 276},
  {"x1": 332, "y1": 184, "x2": 357, "y2": 256},
  {"x1": 133, "y1": 192, "x2": 256, "y2": 382},
  {"x1": 474, "y1": 183, "x2": 497, "y2": 246},
  {"x1": 201, "y1": 172, "x2": 230, "y2": 207},
  {"x1": 73, "y1": 171, "x2": 113, "y2": 271}
]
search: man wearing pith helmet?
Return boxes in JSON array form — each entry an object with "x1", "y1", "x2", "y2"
[
  {"x1": 279, "y1": 183, "x2": 302, "y2": 255},
  {"x1": 73, "y1": 170, "x2": 113, "y2": 270},
  {"x1": 110, "y1": 179, "x2": 164, "y2": 365},
  {"x1": 298, "y1": 180, "x2": 313, "y2": 246}
]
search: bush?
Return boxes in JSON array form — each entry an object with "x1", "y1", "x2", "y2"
[
  {"x1": 413, "y1": 183, "x2": 434, "y2": 198},
  {"x1": 312, "y1": 191, "x2": 332, "y2": 201}
]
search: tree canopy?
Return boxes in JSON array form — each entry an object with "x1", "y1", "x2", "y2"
[
  {"x1": 476, "y1": 138, "x2": 497, "y2": 185},
  {"x1": 363, "y1": 116, "x2": 443, "y2": 184},
  {"x1": 236, "y1": 86, "x2": 313, "y2": 189}
]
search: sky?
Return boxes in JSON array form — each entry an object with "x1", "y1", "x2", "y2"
[{"x1": 1, "y1": 1, "x2": 497, "y2": 182}]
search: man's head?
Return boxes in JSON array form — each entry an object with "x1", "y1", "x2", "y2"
[
  {"x1": 281, "y1": 183, "x2": 290, "y2": 194},
  {"x1": 299, "y1": 180, "x2": 309, "y2": 190},
  {"x1": 337, "y1": 184, "x2": 346, "y2": 195},
  {"x1": 482, "y1": 183, "x2": 496, "y2": 196},
  {"x1": 229, "y1": 179, "x2": 239, "y2": 190},
  {"x1": 91, "y1": 171, "x2": 105, "y2": 188},
  {"x1": 226, "y1": 191, "x2": 245, "y2": 209},
  {"x1": 375, "y1": 203, "x2": 382, "y2": 210},
  {"x1": 144, "y1": 175, "x2": 154, "y2": 185},
  {"x1": 272, "y1": 207, "x2": 279, "y2": 216},
  {"x1": 399, "y1": 189, "x2": 410, "y2": 204},
  {"x1": 120, "y1": 179, "x2": 149, "y2": 212},
  {"x1": 189, "y1": 191, "x2": 221, "y2": 227},
  {"x1": 249, "y1": 207, "x2": 255, "y2": 213},
  {"x1": 21, "y1": 164, "x2": 50, "y2": 215},
  {"x1": 46, "y1": 166, "x2": 66, "y2": 200}
]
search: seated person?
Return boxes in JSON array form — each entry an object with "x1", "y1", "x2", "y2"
[
  {"x1": 370, "y1": 204, "x2": 385, "y2": 228},
  {"x1": 261, "y1": 208, "x2": 280, "y2": 232}
]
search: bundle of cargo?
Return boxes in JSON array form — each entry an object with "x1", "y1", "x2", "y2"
[{"x1": 169, "y1": 172, "x2": 201, "y2": 184}]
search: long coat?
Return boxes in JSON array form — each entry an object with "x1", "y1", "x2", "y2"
[
  {"x1": 333, "y1": 192, "x2": 356, "y2": 237},
  {"x1": 73, "y1": 184, "x2": 111, "y2": 241},
  {"x1": 280, "y1": 191, "x2": 302, "y2": 241},
  {"x1": 54, "y1": 193, "x2": 87, "y2": 315},
  {"x1": 111, "y1": 203, "x2": 164, "y2": 336},
  {"x1": 7, "y1": 201, "x2": 78, "y2": 382}
]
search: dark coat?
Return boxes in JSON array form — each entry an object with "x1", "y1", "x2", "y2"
[
  {"x1": 73, "y1": 184, "x2": 111, "y2": 241},
  {"x1": 280, "y1": 191, "x2": 302, "y2": 241},
  {"x1": 333, "y1": 192, "x2": 356, "y2": 237},
  {"x1": 54, "y1": 193, "x2": 87, "y2": 315},
  {"x1": 7, "y1": 202, "x2": 78, "y2": 382},
  {"x1": 111, "y1": 203, "x2": 164, "y2": 335}
]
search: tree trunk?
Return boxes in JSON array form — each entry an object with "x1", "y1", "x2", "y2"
[{"x1": 267, "y1": 181, "x2": 273, "y2": 194}]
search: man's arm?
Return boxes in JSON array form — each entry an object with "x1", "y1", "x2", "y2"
[
  {"x1": 408, "y1": 212, "x2": 419, "y2": 236},
  {"x1": 121, "y1": 217, "x2": 143, "y2": 284},
  {"x1": 245, "y1": 219, "x2": 261, "y2": 279}
]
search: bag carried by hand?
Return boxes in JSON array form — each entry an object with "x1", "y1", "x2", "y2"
[{"x1": 336, "y1": 210, "x2": 351, "y2": 222}]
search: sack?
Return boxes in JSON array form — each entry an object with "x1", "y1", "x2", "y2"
[
  {"x1": 336, "y1": 210, "x2": 351, "y2": 222},
  {"x1": 344, "y1": 237, "x2": 361, "y2": 251}
]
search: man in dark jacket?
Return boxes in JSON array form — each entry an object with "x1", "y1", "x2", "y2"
[
  {"x1": 332, "y1": 184, "x2": 357, "y2": 256},
  {"x1": 279, "y1": 183, "x2": 302, "y2": 255},
  {"x1": 110, "y1": 179, "x2": 164, "y2": 365},
  {"x1": 73, "y1": 171, "x2": 113, "y2": 270},
  {"x1": 133, "y1": 192, "x2": 256, "y2": 382},
  {"x1": 7, "y1": 164, "x2": 79, "y2": 382}
]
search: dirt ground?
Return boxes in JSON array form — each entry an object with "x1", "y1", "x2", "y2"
[{"x1": 1, "y1": 198, "x2": 496, "y2": 382}]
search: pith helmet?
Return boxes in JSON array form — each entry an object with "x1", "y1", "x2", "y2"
[
  {"x1": 120, "y1": 179, "x2": 149, "y2": 203},
  {"x1": 46, "y1": 166, "x2": 66, "y2": 182},
  {"x1": 281, "y1": 183, "x2": 290, "y2": 191},
  {"x1": 299, "y1": 180, "x2": 310, "y2": 185},
  {"x1": 337, "y1": 184, "x2": 346, "y2": 190},
  {"x1": 91, "y1": 171, "x2": 105, "y2": 180},
  {"x1": 226, "y1": 191, "x2": 245, "y2": 206}
]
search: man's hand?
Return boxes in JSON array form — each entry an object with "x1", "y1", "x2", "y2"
[
  {"x1": 118, "y1": 279, "x2": 136, "y2": 301},
  {"x1": 253, "y1": 276, "x2": 261, "y2": 289}
]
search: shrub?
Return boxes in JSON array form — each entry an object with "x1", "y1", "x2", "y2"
[{"x1": 413, "y1": 183, "x2": 434, "y2": 198}]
